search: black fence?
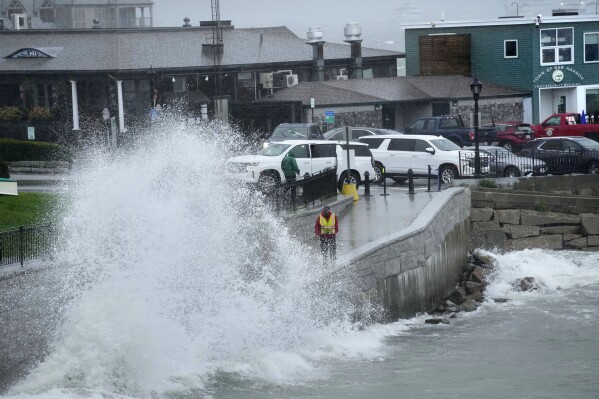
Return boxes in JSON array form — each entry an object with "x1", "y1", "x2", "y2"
[
  {"x1": 0, "y1": 224, "x2": 57, "y2": 267},
  {"x1": 271, "y1": 168, "x2": 338, "y2": 213},
  {"x1": 457, "y1": 148, "x2": 599, "y2": 177}
]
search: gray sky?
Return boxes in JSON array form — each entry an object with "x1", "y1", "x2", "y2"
[{"x1": 153, "y1": 1, "x2": 596, "y2": 52}]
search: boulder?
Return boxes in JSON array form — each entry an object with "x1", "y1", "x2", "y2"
[
  {"x1": 503, "y1": 224, "x2": 540, "y2": 239},
  {"x1": 466, "y1": 281, "x2": 484, "y2": 294},
  {"x1": 471, "y1": 207, "x2": 494, "y2": 222},
  {"x1": 472, "y1": 250, "x2": 497, "y2": 266},
  {"x1": 470, "y1": 229, "x2": 508, "y2": 251},
  {"x1": 470, "y1": 266, "x2": 490, "y2": 283},
  {"x1": 588, "y1": 236, "x2": 599, "y2": 247},
  {"x1": 563, "y1": 234, "x2": 583, "y2": 242},
  {"x1": 507, "y1": 234, "x2": 563, "y2": 251},
  {"x1": 446, "y1": 287, "x2": 467, "y2": 305},
  {"x1": 580, "y1": 213, "x2": 599, "y2": 235},
  {"x1": 425, "y1": 318, "x2": 442, "y2": 324},
  {"x1": 567, "y1": 237, "x2": 588, "y2": 249},
  {"x1": 459, "y1": 299, "x2": 478, "y2": 312},
  {"x1": 493, "y1": 298, "x2": 510, "y2": 303},
  {"x1": 472, "y1": 221, "x2": 501, "y2": 230},
  {"x1": 513, "y1": 277, "x2": 537, "y2": 292},
  {"x1": 540, "y1": 225, "x2": 580, "y2": 234},
  {"x1": 467, "y1": 291, "x2": 484, "y2": 303},
  {"x1": 494, "y1": 209, "x2": 520, "y2": 225},
  {"x1": 520, "y1": 210, "x2": 580, "y2": 226}
]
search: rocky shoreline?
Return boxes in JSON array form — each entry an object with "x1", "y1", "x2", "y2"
[{"x1": 424, "y1": 250, "x2": 537, "y2": 325}]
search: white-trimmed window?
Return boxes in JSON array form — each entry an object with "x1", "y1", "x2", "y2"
[
  {"x1": 39, "y1": 0, "x2": 55, "y2": 22},
  {"x1": 540, "y1": 27, "x2": 574, "y2": 65},
  {"x1": 585, "y1": 32, "x2": 599, "y2": 63},
  {"x1": 504, "y1": 39, "x2": 518, "y2": 58},
  {"x1": 73, "y1": 8, "x2": 86, "y2": 28}
]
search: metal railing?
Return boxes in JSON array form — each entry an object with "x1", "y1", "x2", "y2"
[
  {"x1": 272, "y1": 168, "x2": 338, "y2": 213},
  {"x1": 0, "y1": 224, "x2": 57, "y2": 267}
]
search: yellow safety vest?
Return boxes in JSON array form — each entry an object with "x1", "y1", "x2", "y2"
[{"x1": 319, "y1": 213, "x2": 336, "y2": 235}]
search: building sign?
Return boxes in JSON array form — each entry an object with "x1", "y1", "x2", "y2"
[
  {"x1": 27, "y1": 127, "x2": 35, "y2": 140},
  {"x1": 8, "y1": 48, "x2": 51, "y2": 58},
  {"x1": 533, "y1": 65, "x2": 585, "y2": 89},
  {"x1": 325, "y1": 110, "x2": 334, "y2": 124}
]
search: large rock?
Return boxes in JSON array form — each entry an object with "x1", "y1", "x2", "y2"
[
  {"x1": 459, "y1": 299, "x2": 478, "y2": 312},
  {"x1": 563, "y1": 234, "x2": 583, "y2": 242},
  {"x1": 513, "y1": 277, "x2": 537, "y2": 291},
  {"x1": 507, "y1": 234, "x2": 563, "y2": 251},
  {"x1": 567, "y1": 237, "x2": 588, "y2": 249},
  {"x1": 494, "y1": 209, "x2": 520, "y2": 225},
  {"x1": 588, "y1": 236, "x2": 599, "y2": 247},
  {"x1": 503, "y1": 224, "x2": 540, "y2": 239},
  {"x1": 466, "y1": 281, "x2": 484, "y2": 294},
  {"x1": 520, "y1": 210, "x2": 580, "y2": 226},
  {"x1": 470, "y1": 229, "x2": 507, "y2": 251},
  {"x1": 472, "y1": 250, "x2": 497, "y2": 267},
  {"x1": 446, "y1": 287, "x2": 467, "y2": 305},
  {"x1": 471, "y1": 266, "x2": 490, "y2": 283},
  {"x1": 472, "y1": 221, "x2": 500, "y2": 230},
  {"x1": 540, "y1": 225, "x2": 580, "y2": 234},
  {"x1": 471, "y1": 207, "x2": 494, "y2": 222},
  {"x1": 580, "y1": 213, "x2": 599, "y2": 235}
]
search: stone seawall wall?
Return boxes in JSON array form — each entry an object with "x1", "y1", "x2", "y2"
[
  {"x1": 470, "y1": 187, "x2": 599, "y2": 252},
  {"x1": 349, "y1": 188, "x2": 471, "y2": 320}
]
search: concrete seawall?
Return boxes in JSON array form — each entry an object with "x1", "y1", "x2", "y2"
[{"x1": 347, "y1": 188, "x2": 471, "y2": 320}]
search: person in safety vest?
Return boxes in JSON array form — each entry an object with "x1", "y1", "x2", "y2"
[{"x1": 314, "y1": 205, "x2": 339, "y2": 261}]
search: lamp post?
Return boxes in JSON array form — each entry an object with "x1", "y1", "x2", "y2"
[{"x1": 470, "y1": 77, "x2": 483, "y2": 177}]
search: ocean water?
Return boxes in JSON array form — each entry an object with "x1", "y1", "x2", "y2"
[{"x1": 3, "y1": 124, "x2": 598, "y2": 399}]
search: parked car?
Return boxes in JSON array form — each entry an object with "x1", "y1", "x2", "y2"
[
  {"x1": 359, "y1": 134, "x2": 490, "y2": 184},
  {"x1": 485, "y1": 122, "x2": 535, "y2": 151},
  {"x1": 464, "y1": 145, "x2": 547, "y2": 177},
  {"x1": 403, "y1": 115, "x2": 496, "y2": 147},
  {"x1": 263, "y1": 123, "x2": 324, "y2": 147},
  {"x1": 226, "y1": 140, "x2": 376, "y2": 191},
  {"x1": 323, "y1": 126, "x2": 400, "y2": 141},
  {"x1": 518, "y1": 137, "x2": 599, "y2": 175},
  {"x1": 533, "y1": 113, "x2": 599, "y2": 142}
]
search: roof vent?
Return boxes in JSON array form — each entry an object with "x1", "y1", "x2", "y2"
[
  {"x1": 92, "y1": 18, "x2": 101, "y2": 29},
  {"x1": 306, "y1": 26, "x2": 324, "y2": 43},
  {"x1": 183, "y1": 17, "x2": 191, "y2": 27},
  {"x1": 344, "y1": 22, "x2": 361, "y2": 41},
  {"x1": 552, "y1": 8, "x2": 579, "y2": 16}
]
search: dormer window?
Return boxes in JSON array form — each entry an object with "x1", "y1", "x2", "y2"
[
  {"x1": 6, "y1": 0, "x2": 25, "y2": 19},
  {"x1": 39, "y1": 0, "x2": 56, "y2": 23}
]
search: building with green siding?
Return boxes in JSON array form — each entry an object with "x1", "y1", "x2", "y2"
[{"x1": 403, "y1": 13, "x2": 599, "y2": 124}]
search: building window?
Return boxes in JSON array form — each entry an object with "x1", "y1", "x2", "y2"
[
  {"x1": 504, "y1": 40, "x2": 518, "y2": 58},
  {"x1": 540, "y1": 27, "x2": 574, "y2": 65},
  {"x1": 38, "y1": 0, "x2": 55, "y2": 22},
  {"x1": 73, "y1": 8, "x2": 86, "y2": 28},
  {"x1": 585, "y1": 32, "x2": 599, "y2": 63},
  {"x1": 6, "y1": 0, "x2": 25, "y2": 18}
]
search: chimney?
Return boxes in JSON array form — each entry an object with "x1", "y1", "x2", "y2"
[
  {"x1": 344, "y1": 22, "x2": 363, "y2": 79},
  {"x1": 306, "y1": 26, "x2": 325, "y2": 82},
  {"x1": 183, "y1": 17, "x2": 191, "y2": 27}
]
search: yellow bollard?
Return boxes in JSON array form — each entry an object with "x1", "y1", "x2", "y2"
[{"x1": 341, "y1": 182, "x2": 359, "y2": 201}]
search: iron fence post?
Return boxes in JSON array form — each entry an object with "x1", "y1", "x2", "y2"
[
  {"x1": 380, "y1": 167, "x2": 390, "y2": 196},
  {"x1": 364, "y1": 171, "x2": 372, "y2": 196},
  {"x1": 407, "y1": 169, "x2": 415, "y2": 195},
  {"x1": 19, "y1": 226, "x2": 24, "y2": 266},
  {"x1": 427, "y1": 165, "x2": 432, "y2": 192}
]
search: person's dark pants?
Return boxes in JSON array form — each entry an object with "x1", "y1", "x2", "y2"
[{"x1": 320, "y1": 236, "x2": 336, "y2": 261}]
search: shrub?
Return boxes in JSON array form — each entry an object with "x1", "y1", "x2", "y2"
[
  {"x1": 0, "y1": 139, "x2": 73, "y2": 163},
  {"x1": 28, "y1": 106, "x2": 52, "y2": 121},
  {"x1": 0, "y1": 106, "x2": 24, "y2": 122},
  {"x1": 534, "y1": 203, "x2": 549, "y2": 212},
  {"x1": 479, "y1": 178, "x2": 497, "y2": 188},
  {"x1": 0, "y1": 159, "x2": 9, "y2": 178}
]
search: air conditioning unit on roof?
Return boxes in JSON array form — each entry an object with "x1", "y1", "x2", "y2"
[{"x1": 283, "y1": 74, "x2": 299, "y2": 87}]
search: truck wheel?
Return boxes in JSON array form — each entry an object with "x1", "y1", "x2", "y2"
[
  {"x1": 258, "y1": 171, "x2": 280, "y2": 191},
  {"x1": 338, "y1": 171, "x2": 360, "y2": 191},
  {"x1": 500, "y1": 142, "x2": 514, "y2": 152},
  {"x1": 587, "y1": 160, "x2": 599, "y2": 174},
  {"x1": 503, "y1": 166, "x2": 521, "y2": 177},
  {"x1": 440, "y1": 165, "x2": 458, "y2": 184},
  {"x1": 373, "y1": 162, "x2": 385, "y2": 184}
]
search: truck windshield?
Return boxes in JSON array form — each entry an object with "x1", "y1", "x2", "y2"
[
  {"x1": 430, "y1": 139, "x2": 461, "y2": 151},
  {"x1": 257, "y1": 143, "x2": 291, "y2": 156}
]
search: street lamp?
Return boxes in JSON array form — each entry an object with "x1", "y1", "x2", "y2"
[{"x1": 470, "y1": 77, "x2": 483, "y2": 177}]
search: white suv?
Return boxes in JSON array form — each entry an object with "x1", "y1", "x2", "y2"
[
  {"x1": 358, "y1": 134, "x2": 489, "y2": 184},
  {"x1": 226, "y1": 140, "x2": 376, "y2": 191}
]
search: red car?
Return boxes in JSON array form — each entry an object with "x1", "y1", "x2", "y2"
[{"x1": 489, "y1": 122, "x2": 535, "y2": 152}]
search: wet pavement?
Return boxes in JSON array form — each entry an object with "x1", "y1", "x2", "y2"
[{"x1": 336, "y1": 184, "x2": 437, "y2": 252}]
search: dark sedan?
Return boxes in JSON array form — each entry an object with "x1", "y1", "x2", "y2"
[
  {"x1": 465, "y1": 145, "x2": 547, "y2": 177},
  {"x1": 519, "y1": 137, "x2": 599, "y2": 175}
]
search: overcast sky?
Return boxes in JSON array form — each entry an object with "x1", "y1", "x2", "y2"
[{"x1": 153, "y1": 1, "x2": 596, "y2": 52}]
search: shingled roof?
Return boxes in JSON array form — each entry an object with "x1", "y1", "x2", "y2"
[
  {"x1": 0, "y1": 26, "x2": 401, "y2": 73},
  {"x1": 258, "y1": 75, "x2": 529, "y2": 106}
]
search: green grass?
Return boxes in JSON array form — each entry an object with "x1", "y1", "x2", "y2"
[
  {"x1": 0, "y1": 192, "x2": 63, "y2": 230},
  {"x1": 479, "y1": 178, "x2": 497, "y2": 188}
]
